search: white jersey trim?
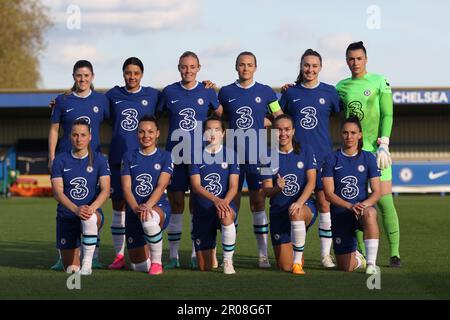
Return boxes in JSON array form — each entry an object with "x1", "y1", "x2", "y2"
[
  {"x1": 235, "y1": 80, "x2": 256, "y2": 89},
  {"x1": 340, "y1": 148, "x2": 358, "y2": 157},
  {"x1": 72, "y1": 90, "x2": 92, "y2": 99},
  {"x1": 180, "y1": 81, "x2": 199, "y2": 91},
  {"x1": 139, "y1": 148, "x2": 158, "y2": 157},
  {"x1": 71, "y1": 150, "x2": 89, "y2": 159}
]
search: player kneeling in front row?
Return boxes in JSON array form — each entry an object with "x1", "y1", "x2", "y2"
[
  {"x1": 189, "y1": 116, "x2": 239, "y2": 274},
  {"x1": 51, "y1": 119, "x2": 111, "y2": 275},
  {"x1": 322, "y1": 116, "x2": 381, "y2": 274},
  {"x1": 121, "y1": 116, "x2": 173, "y2": 275},
  {"x1": 261, "y1": 114, "x2": 318, "y2": 275}
]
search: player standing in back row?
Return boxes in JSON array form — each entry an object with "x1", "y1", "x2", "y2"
[
  {"x1": 336, "y1": 41, "x2": 401, "y2": 267},
  {"x1": 279, "y1": 49, "x2": 340, "y2": 268},
  {"x1": 218, "y1": 52, "x2": 283, "y2": 268},
  {"x1": 160, "y1": 51, "x2": 222, "y2": 269}
]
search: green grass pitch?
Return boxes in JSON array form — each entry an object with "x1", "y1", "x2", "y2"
[{"x1": 0, "y1": 195, "x2": 449, "y2": 299}]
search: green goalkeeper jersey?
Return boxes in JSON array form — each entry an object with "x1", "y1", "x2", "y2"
[{"x1": 336, "y1": 73, "x2": 393, "y2": 152}]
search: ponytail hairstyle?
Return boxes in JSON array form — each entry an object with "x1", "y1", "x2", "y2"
[
  {"x1": 295, "y1": 49, "x2": 322, "y2": 85},
  {"x1": 273, "y1": 114, "x2": 301, "y2": 154},
  {"x1": 72, "y1": 118, "x2": 93, "y2": 167},
  {"x1": 341, "y1": 116, "x2": 364, "y2": 154},
  {"x1": 345, "y1": 41, "x2": 367, "y2": 57},
  {"x1": 122, "y1": 57, "x2": 144, "y2": 73},
  {"x1": 67, "y1": 60, "x2": 94, "y2": 95}
]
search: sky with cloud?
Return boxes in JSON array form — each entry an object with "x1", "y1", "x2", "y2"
[{"x1": 39, "y1": 0, "x2": 450, "y2": 90}]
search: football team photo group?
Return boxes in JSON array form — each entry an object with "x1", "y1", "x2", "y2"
[
  {"x1": 2, "y1": 1, "x2": 450, "y2": 304},
  {"x1": 47, "y1": 41, "x2": 401, "y2": 279}
]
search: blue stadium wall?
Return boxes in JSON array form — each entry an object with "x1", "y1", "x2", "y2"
[{"x1": 0, "y1": 88, "x2": 449, "y2": 194}]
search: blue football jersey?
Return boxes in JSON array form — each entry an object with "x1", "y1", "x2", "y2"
[
  {"x1": 218, "y1": 81, "x2": 278, "y2": 163},
  {"x1": 322, "y1": 150, "x2": 381, "y2": 214},
  {"x1": 161, "y1": 82, "x2": 220, "y2": 161},
  {"x1": 189, "y1": 146, "x2": 240, "y2": 210},
  {"x1": 51, "y1": 91, "x2": 109, "y2": 154},
  {"x1": 106, "y1": 86, "x2": 162, "y2": 164},
  {"x1": 51, "y1": 151, "x2": 110, "y2": 219},
  {"x1": 121, "y1": 148, "x2": 173, "y2": 206},
  {"x1": 279, "y1": 83, "x2": 340, "y2": 163},
  {"x1": 261, "y1": 145, "x2": 317, "y2": 212}
]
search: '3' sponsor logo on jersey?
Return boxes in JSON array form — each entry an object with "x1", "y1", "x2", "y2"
[
  {"x1": 69, "y1": 177, "x2": 89, "y2": 200},
  {"x1": 236, "y1": 106, "x2": 253, "y2": 129},
  {"x1": 179, "y1": 108, "x2": 197, "y2": 131},
  {"x1": 348, "y1": 101, "x2": 364, "y2": 121},
  {"x1": 204, "y1": 173, "x2": 222, "y2": 196},
  {"x1": 300, "y1": 107, "x2": 318, "y2": 129},
  {"x1": 121, "y1": 108, "x2": 139, "y2": 131},
  {"x1": 135, "y1": 173, "x2": 153, "y2": 197},
  {"x1": 282, "y1": 174, "x2": 300, "y2": 197},
  {"x1": 340, "y1": 175, "x2": 359, "y2": 200}
]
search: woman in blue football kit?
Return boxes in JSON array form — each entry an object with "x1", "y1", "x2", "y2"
[
  {"x1": 160, "y1": 51, "x2": 222, "y2": 269},
  {"x1": 261, "y1": 114, "x2": 318, "y2": 275},
  {"x1": 189, "y1": 116, "x2": 240, "y2": 274},
  {"x1": 48, "y1": 60, "x2": 109, "y2": 270},
  {"x1": 279, "y1": 49, "x2": 341, "y2": 268},
  {"x1": 49, "y1": 60, "x2": 109, "y2": 167},
  {"x1": 322, "y1": 116, "x2": 381, "y2": 274},
  {"x1": 218, "y1": 51, "x2": 283, "y2": 269},
  {"x1": 106, "y1": 57, "x2": 163, "y2": 270},
  {"x1": 51, "y1": 119, "x2": 110, "y2": 275},
  {"x1": 121, "y1": 116, "x2": 173, "y2": 275}
]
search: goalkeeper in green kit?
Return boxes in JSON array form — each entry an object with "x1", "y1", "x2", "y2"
[{"x1": 336, "y1": 41, "x2": 401, "y2": 267}]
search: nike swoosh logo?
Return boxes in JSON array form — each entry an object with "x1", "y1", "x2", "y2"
[
  {"x1": 171, "y1": 100, "x2": 179, "y2": 104},
  {"x1": 130, "y1": 165, "x2": 139, "y2": 169},
  {"x1": 293, "y1": 99, "x2": 301, "y2": 102},
  {"x1": 334, "y1": 166, "x2": 343, "y2": 170},
  {"x1": 228, "y1": 99, "x2": 236, "y2": 103},
  {"x1": 428, "y1": 170, "x2": 449, "y2": 180},
  {"x1": 115, "y1": 101, "x2": 124, "y2": 105},
  {"x1": 63, "y1": 168, "x2": 72, "y2": 172},
  {"x1": 272, "y1": 167, "x2": 279, "y2": 172},
  {"x1": 66, "y1": 108, "x2": 74, "y2": 113},
  {"x1": 200, "y1": 165, "x2": 206, "y2": 169}
]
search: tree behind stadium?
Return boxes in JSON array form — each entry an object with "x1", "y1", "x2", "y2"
[{"x1": 0, "y1": 0, "x2": 52, "y2": 89}]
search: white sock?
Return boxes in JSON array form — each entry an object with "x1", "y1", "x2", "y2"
[
  {"x1": 167, "y1": 213, "x2": 183, "y2": 259},
  {"x1": 355, "y1": 254, "x2": 363, "y2": 269},
  {"x1": 190, "y1": 213, "x2": 196, "y2": 259},
  {"x1": 221, "y1": 223, "x2": 236, "y2": 262},
  {"x1": 319, "y1": 212, "x2": 333, "y2": 257},
  {"x1": 142, "y1": 211, "x2": 163, "y2": 265},
  {"x1": 131, "y1": 258, "x2": 151, "y2": 272},
  {"x1": 81, "y1": 214, "x2": 98, "y2": 271},
  {"x1": 111, "y1": 210, "x2": 126, "y2": 256},
  {"x1": 252, "y1": 211, "x2": 269, "y2": 258},
  {"x1": 291, "y1": 220, "x2": 306, "y2": 264},
  {"x1": 364, "y1": 239, "x2": 379, "y2": 266}
]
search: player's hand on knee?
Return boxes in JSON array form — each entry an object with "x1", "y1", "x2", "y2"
[
  {"x1": 289, "y1": 202, "x2": 303, "y2": 216},
  {"x1": 137, "y1": 204, "x2": 149, "y2": 221},
  {"x1": 77, "y1": 205, "x2": 91, "y2": 220},
  {"x1": 376, "y1": 137, "x2": 392, "y2": 170}
]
